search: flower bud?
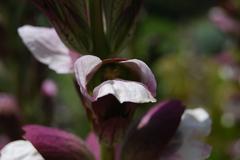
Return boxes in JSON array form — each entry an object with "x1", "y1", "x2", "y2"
[
  {"x1": 74, "y1": 55, "x2": 157, "y2": 144},
  {"x1": 23, "y1": 125, "x2": 95, "y2": 160},
  {"x1": 41, "y1": 79, "x2": 58, "y2": 97}
]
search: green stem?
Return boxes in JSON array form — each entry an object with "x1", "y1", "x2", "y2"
[
  {"x1": 89, "y1": 0, "x2": 109, "y2": 58},
  {"x1": 101, "y1": 143, "x2": 115, "y2": 160}
]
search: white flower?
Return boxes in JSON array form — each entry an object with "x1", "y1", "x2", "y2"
[
  {"x1": 163, "y1": 108, "x2": 212, "y2": 160},
  {"x1": 18, "y1": 25, "x2": 75, "y2": 74},
  {"x1": 74, "y1": 55, "x2": 157, "y2": 104},
  {"x1": 0, "y1": 140, "x2": 45, "y2": 160}
]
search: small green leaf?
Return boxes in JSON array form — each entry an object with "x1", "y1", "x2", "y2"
[
  {"x1": 103, "y1": 0, "x2": 143, "y2": 53},
  {"x1": 32, "y1": 0, "x2": 92, "y2": 53}
]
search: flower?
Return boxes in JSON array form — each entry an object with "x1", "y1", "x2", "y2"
[
  {"x1": 209, "y1": 7, "x2": 240, "y2": 35},
  {"x1": 79, "y1": 100, "x2": 212, "y2": 160},
  {"x1": 162, "y1": 108, "x2": 212, "y2": 160},
  {"x1": 0, "y1": 125, "x2": 96, "y2": 160},
  {"x1": 0, "y1": 126, "x2": 96, "y2": 160},
  {"x1": 74, "y1": 55, "x2": 157, "y2": 144},
  {"x1": 18, "y1": 25, "x2": 79, "y2": 74},
  {"x1": 41, "y1": 79, "x2": 58, "y2": 98},
  {"x1": 0, "y1": 140, "x2": 45, "y2": 160},
  {"x1": 0, "y1": 101, "x2": 211, "y2": 160},
  {"x1": 121, "y1": 100, "x2": 212, "y2": 160},
  {"x1": 22, "y1": 125, "x2": 95, "y2": 160}
]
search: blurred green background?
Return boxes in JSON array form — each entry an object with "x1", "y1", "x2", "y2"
[{"x1": 1, "y1": 0, "x2": 240, "y2": 159}]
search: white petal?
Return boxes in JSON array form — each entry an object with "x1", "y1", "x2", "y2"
[
  {"x1": 0, "y1": 140, "x2": 45, "y2": 160},
  {"x1": 162, "y1": 141, "x2": 211, "y2": 160},
  {"x1": 18, "y1": 25, "x2": 72, "y2": 74},
  {"x1": 74, "y1": 55, "x2": 102, "y2": 99},
  {"x1": 93, "y1": 79, "x2": 156, "y2": 103},
  {"x1": 181, "y1": 108, "x2": 212, "y2": 138},
  {"x1": 161, "y1": 108, "x2": 212, "y2": 160},
  {"x1": 121, "y1": 59, "x2": 157, "y2": 96}
]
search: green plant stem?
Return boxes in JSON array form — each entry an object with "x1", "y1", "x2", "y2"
[
  {"x1": 101, "y1": 143, "x2": 115, "y2": 160},
  {"x1": 89, "y1": 0, "x2": 109, "y2": 58}
]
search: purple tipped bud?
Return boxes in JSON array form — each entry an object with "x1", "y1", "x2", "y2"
[
  {"x1": 0, "y1": 93, "x2": 23, "y2": 140},
  {"x1": 121, "y1": 100, "x2": 185, "y2": 160},
  {"x1": 23, "y1": 125, "x2": 95, "y2": 160}
]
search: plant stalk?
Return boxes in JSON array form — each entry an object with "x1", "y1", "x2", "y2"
[
  {"x1": 89, "y1": 0, "x2": 109, "y2": 58},
  {"x1": 101, "y1": 143, "x2": 115, "y2": 160}
]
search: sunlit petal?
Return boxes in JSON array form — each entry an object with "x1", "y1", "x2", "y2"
[
  {"x1": 1, "y1": 140, "x2": 45, "y2": 160},
  {"x1": 18, "y1": 25, "x2": 72, "y2": 74},
  {"x1": 93, "y1": 79, "x2": 156, "y2": 103}
]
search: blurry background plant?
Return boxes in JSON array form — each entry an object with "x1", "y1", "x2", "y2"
[{"x1": 1, "y1": 0, "x2": 240, "y2": 159}]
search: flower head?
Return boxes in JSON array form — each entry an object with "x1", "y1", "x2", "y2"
[{"x1": 74, "y1": 55, "x2": 157, "y2": 144}]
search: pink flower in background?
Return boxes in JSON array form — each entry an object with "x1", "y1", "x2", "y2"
[
  {"x1": 41, "y1": 79, "x2": 58, "y2": 97},
  {"x1": 209, "y1": 7, "x2": 240, "y2": 35}
]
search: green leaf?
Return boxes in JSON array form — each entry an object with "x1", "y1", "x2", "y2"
[
  {"x1": 103, "y1": 0, "x2": 143, "y2": 53},
  {"x1": 32, "y1": 0, "x2": 92, "y2": 53}
]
